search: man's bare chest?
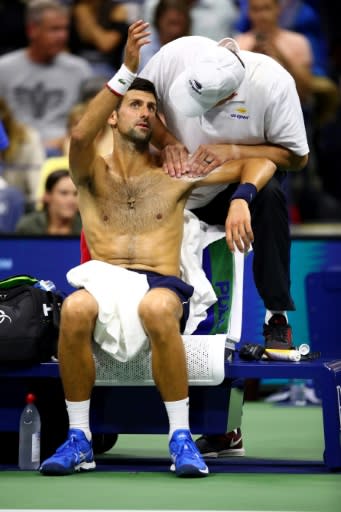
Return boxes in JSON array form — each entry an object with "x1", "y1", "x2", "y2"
[{"x1": 90, "y1": 173, "x2": 186, "y2": 233}]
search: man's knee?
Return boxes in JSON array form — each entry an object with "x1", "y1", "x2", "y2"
[
  {"x1": 61, "y1": 290, "x2": 98, "y2": 330},
  {"x1": 139, "y1": 290, "x2": 181, "y2": 335}
]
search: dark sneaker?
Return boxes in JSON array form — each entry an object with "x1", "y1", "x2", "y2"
[
  {"x1": 195, "y1": 429, "x2": 245, "y2": 458},
  {"x1": 169, "y1": 429, "x2": 209, "y2": 477},
  {"x1": 40, "y1": 428, "x2": 96, "y2": 475},
  {"x1": 263, "y1": 314, "x2": 293, "y2": 349}
]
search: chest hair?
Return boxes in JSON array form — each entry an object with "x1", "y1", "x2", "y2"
[{"x1": 95, "y1": 173, "x2": 177, "y2": 232}]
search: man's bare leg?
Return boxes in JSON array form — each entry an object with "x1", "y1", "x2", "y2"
[
  {"x1": 138, "y1": 288, "x2": 188, "y2": 402},
  {"x1": 58, "y1": 289, "x2": 98, "y2": 402},
  {"x1": 139, "y1": 288, "x2": 209, "y2": 477},
  {"x1": 40, "y1": 289, "x2": 98, "y2": 475}
]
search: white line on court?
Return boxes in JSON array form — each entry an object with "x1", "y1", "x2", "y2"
[{"x1": 0, "y1": 509, "x2": 301, "y2": 512}]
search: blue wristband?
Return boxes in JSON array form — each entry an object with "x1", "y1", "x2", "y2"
[{"x1": 230, "y1": 183, "x2": 257, "y2": 204}]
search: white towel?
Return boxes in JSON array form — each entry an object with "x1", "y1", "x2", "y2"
[
  {"x1": 67, "y1": 262, "x2": 150, "y2": 362},
  {"x1": 181, "y1": 210, "x2": 224, "y2": 333}
]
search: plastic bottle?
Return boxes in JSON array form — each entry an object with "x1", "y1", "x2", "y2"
[
  {"x1": 33, "y1": 280, "x2": 56, "y2": 292},
  {"x1": 18, "y1": 393, "x2": 41, "y2": 470}
]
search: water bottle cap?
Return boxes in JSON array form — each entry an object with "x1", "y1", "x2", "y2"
[
  {"x1": 298, "y1": 343, "x2": 310, "y2": 356},
  {"x1": 26, "y1": 393, "x2": 36, "y2": 404}
]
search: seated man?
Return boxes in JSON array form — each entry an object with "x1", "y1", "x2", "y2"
[{"x1": 39, "y1": 20, "x2": 276, "y2": 478}]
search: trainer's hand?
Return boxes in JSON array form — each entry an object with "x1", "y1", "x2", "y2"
[
  {"x1": 185, "y1": 144, "x2": 239, "y2": 176},
  {"x1": 225, "y1": 199, "x2": 254, "y2": 253},
  {"x1": 124, "y1": 20, "x2": 150, "y2": 73},
  {"x1": 161, "y1": 143, "x2": 190, "y2": 178}
]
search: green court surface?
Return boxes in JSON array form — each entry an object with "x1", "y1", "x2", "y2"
[{"x1": 1, "y1": 398, "x2": 340, "y2": 512}]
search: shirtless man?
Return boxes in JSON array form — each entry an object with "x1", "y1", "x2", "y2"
[{"x1": 39, "y1": 20, "x2": 276, "y2": 478}]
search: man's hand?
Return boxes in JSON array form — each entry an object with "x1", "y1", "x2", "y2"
[
  {"x1": 123, "y1": 20, "x2": 150, "y2": 73},
  {"x1": 225, "y1": 199, "x2": 254, "y2": 253},
  {"x1": 161, "y1": 143, "x2": 190, "y2": 177},
  {"x1": 185, "y1": 144, "x2": 240, "y2": 176}
]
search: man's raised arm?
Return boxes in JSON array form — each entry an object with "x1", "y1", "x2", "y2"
[{"x1": 69, "y1": 20, "x2": 150, "y2": 183}]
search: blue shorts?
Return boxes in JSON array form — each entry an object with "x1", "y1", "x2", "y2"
[{"x1": 130, "y1": 269, "x2": 194, "y2": 333}]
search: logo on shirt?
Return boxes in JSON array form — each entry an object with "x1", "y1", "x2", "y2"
[
  {"x1": 230, "y1": 107, "x2": 249, "y2": 120},
  {"x1": 188, "y1": 79, "x2": 202, "y2": 95},
  {"x1": 14, "y1": 82, "x2": 64, "y2": 118}
]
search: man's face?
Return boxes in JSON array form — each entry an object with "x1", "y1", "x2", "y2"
[
  {"x1": 45, "y1": 176, "x2": 79, "y2": 222},
  {"x1": 28, "y1": 9, "x2": 69, "y2": 59},
  {"x1": 248, "y1": 0, "x2": 280, "y2": 33},
  {"x1": 111, "y1": 90, "x2": 157, "y2": 146}
]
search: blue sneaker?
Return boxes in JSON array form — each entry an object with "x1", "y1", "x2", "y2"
[
  {"x1": 169, "y1": 429, "x2": 209, "y2": 477},
  {"x1": 40, "y1": 429, "x2": 96, "y2": 475}
]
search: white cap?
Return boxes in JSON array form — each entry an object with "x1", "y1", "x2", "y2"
[{"x1": 169, "y1": 41, "x2": 245, "y2": 117}]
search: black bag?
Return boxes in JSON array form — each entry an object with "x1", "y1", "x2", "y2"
[{"x1": 0, "y1": 275, "x2": 64, "y2": 364}]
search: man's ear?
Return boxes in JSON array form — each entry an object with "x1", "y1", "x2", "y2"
[{"x1": 108, "y1": 110, "x2": 118, "y2": 127}]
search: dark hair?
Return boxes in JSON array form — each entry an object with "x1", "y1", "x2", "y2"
[
  {"x1": 116, "y1": 77, "x2": 158, "y2": 108},
  {"x1": 45, "y1": 169, "x2": 71, "y2": 193},
  {"x1": 153, "y1": 0, "x2": 191, "y2": 34}
]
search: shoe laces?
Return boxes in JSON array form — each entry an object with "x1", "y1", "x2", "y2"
[
  {"x1": 171, "y1": 432, "x2": 200, "y2": 460},
  {"x1": 55, "y1": 431, "x2": 85, "y2": 458}
]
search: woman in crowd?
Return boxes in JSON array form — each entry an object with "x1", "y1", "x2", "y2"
[{"x1": 15, "y1": 169, "x2": 81, "y2": 235}]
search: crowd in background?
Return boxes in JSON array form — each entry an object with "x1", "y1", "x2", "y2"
[{"x1": 0, "y1": 0, "x2": 340, "y2": 234}]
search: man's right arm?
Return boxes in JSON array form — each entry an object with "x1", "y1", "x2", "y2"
[{"x1": 69, "y1": 20, "x2": 150, "y2": 184}]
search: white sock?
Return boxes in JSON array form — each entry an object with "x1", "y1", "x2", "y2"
[
  {"x1": 164, "y1": 397, "x2": 190, "y2": 439},
  {"x1": 265, "y1": 310, "x2": 288, "y2": 324},
  {"x1": 65, "y1": 399, "x2": 92, "y2": 441}
]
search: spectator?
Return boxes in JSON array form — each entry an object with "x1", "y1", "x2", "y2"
[
  {"x1": 0, "y1": 0, "x2": 93, "y2": 157},
  {"x1": 142, "y1": 0, "x2": 239, "y2": 42},
  {"x1": 234, "y1": 0, "x2": 314, "y2": 104},
  {"x1": 235, "y1": 0, "x2": 327, "y2": 75},
  {"x1": 139, "y1": 0, "x2": 191, "y2": 72},
  {"x1": 235, "y1": 0, "x2": 339, "y2": 126},
  {"x1": 0, "y1": 96, "x2": 45, "y2": 210},
  {"x1": 69, "y1": 0, "x2": 129, "y2": 77},
  {"x1": 15, "y1": 169, "x2": 81, "y2": 235}
]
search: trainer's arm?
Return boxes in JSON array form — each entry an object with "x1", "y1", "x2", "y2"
[
  {"x1": 150, "y1": 117, "x2": 307, "y2": 177},
  {"x1": 193, "y1": 157, "x2": 276, "y2": 191},
  {"x1": 69, "y1": 20, "x2": 150, "y2": 183},
  {"x1": 186, "y1": 143, "x2": 308, "y2": 177}
]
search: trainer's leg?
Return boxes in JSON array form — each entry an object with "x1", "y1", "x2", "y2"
[{"x1": 250, "y1": 177, "x2": 295, "y2": 311}]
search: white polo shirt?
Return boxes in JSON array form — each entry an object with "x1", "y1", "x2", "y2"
[{"x1": 140, "y1": 36, "x2": 309, "y2": 208}]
